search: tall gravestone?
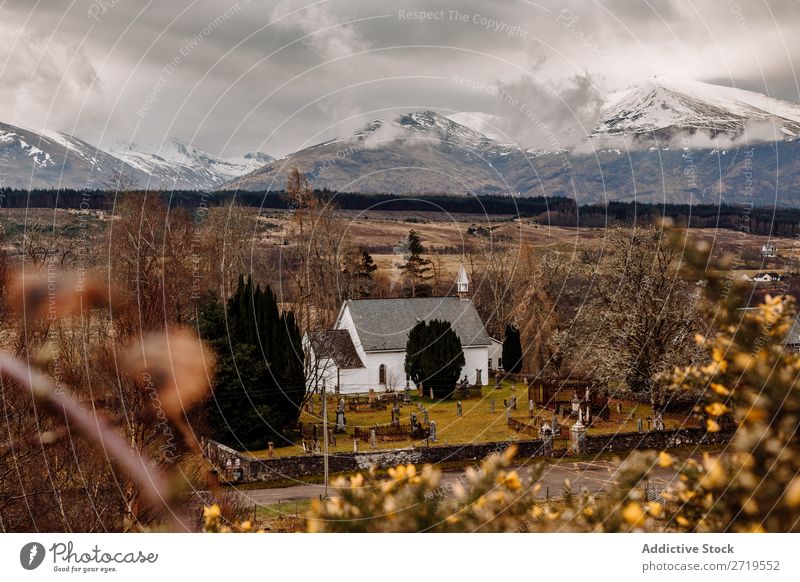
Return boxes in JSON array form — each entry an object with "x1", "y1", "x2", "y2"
[
  {"x1": 571, "y1": 419, "x2": 587, "y2": 454},
  {"x1": 541, "y1": 424, "x2": 553, "y2": 456}
]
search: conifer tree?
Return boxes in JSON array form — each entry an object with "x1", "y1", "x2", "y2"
[
  {"x1": 405, "y1": 319, "x2": 465, "y2": 399},
  {"x1": 502, "y1": 324, "x2": 523, "y2": 373},
  {"x1": 199, "y1": 277, "x2": 305, "y2": 450},
  {"x1": 399, "y1": 230, "x2": 432, "y2": 298}
]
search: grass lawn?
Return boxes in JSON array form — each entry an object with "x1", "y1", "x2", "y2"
[{"x1": 245, "y1": 381, "x2": 695, "y2": 459}]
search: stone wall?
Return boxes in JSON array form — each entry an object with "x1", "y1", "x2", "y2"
[{"x1": 206, "y1": 427, "x2": 731, "y2": 484}]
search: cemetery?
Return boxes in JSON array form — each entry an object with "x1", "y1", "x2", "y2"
[{"x1": 244, "y1": 374, "x2": 700, "y2": 462}]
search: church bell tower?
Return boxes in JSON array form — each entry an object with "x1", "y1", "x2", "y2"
[{"x1": 456, "y1": 263, "x2": 469, "y2": 300}]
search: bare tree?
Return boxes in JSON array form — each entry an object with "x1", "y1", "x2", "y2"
[{"x1": 579, "y1": 226, "x2": 702, "y2": 411}]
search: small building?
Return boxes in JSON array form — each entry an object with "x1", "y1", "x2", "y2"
[
  {"x1": 761, "y1": 243, "x2": 777, "y2": 258},
  {"x1": 305, "y1": 266, "x2": 493, "y2": 394},
  {"x1": 752, "y1": 272, "x2": 782, "y2": 282}
]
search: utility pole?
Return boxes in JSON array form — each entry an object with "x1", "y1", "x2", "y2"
[{"x1": 322, "y1": 380, "x2": 329, "y2": 499}]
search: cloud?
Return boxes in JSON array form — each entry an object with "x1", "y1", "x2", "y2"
[
  {"x1": 269, "y1": 2, "x2": 369, "y2": 61},
  {"x1": 0, "y1": 0, "x2": 798, "y2": 157},
  {"x1": 491, "y1": 73, "x2": 606, "y2": 151}
]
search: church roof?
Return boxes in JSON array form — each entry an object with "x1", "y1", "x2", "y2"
[
  {"x1": 342, "y1": 297, "x2": 491, "y2": 352},
  {"x1": 307, "y1": 330, "x2": 365, "y2": 368}
]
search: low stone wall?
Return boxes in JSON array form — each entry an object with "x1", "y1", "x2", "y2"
[{"x1": 206, "y1": 427, "x2": 731, "y2": 484}]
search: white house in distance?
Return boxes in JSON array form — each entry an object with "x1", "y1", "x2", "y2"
[{"x1": 304, "y1": 265, "x2": 494, "y2": 394}]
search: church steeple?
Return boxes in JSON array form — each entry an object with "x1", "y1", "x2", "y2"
[{"x1": 456, "y1": 263, "x2": 469, "y2": 300}]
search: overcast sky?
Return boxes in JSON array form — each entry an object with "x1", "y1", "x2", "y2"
[{"x1": 1, "y1": 0, "x2": 798, "y2": 157}]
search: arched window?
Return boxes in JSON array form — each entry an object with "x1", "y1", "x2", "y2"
[{"x1": 379, "y1": 364, "x2": 386, "y2": 384}]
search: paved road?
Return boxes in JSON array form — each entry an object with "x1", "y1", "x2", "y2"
[{"x1": 235, "y1": 459, "x2": 679, "y2": 506}]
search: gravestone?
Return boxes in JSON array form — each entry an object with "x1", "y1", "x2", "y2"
[
  {"x1": 511, "y1": 382, "x2": 516, "y2": 392},
  {"x1": 637, "y1": 418, "x2": 644, "y2": 433},
  {"x1": 551, "y1": 415, "x2": 560, "y2": 437},
  {"x1": 528, "y1": 399, "x2": 534, "y2": 418},
  {"x1": 494, "y1": 375, "x2": 501, "y2": 389},
  {"x1": 410, "y1": 412, "x2": 419, "y2": 432},
  {"x1": 423, "y1": 408, "x2": 429, "y2": 425},
  {"x1": 268, "y1": 442, "x2": 274, "y2": 459},
  {"x1": 476, "y1": 369, "x2": 483, "y2": 387},
  {"x1": 510, "y1": 396, "x2": 517, "y2": 410},
  {"x1": 368, "y1": 389, "x2": 376, "y2": 403},
  {"x1": 490, "y1": 400, "x2": 495, "y2": 414},
  {"x1": 616, "y1": 402, "x2": 623, "y2": 414},
  {"x1": 335, "y1": 407, "x2": 347, "y2": 433},
  {"x1": 429, "y1": 421, "x2": 437, "y2": 442},
  {"x1": 540, "y1": 424, "x2": 553, "y2": 456},
  {"x1": 457, "y1": 401, "x2": 463, "y2": 417},
  {"x1": 391, "y1": 405, "x2": 401, "y2": 427},
  {"x1": 653, "y1": 412, "x2": 665, "y2": 431},
  {"x1": 429, "y1": 386, "x2": 434, "y2": 400},
  {"x1": 403, "y1": 387, "x2": 412, "y2": 404},
  {"x1": 353, "y1": 438, "x2": 359, "y2": 452},
  {"x1": 370, "y1": 429, "x2": 377, "y2": 449},
  {"x1": 571, "y1": 393, "x2": 581, "y2": 414},
  {"x1": 571, "y1": 419, "x2": 587, "y2": 454}
]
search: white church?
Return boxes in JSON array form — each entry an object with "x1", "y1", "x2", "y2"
[{"x1": 304, "y1": 265, "x2": 501, "y2": 394}]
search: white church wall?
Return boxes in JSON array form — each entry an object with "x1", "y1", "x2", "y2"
[
  {"x1": 463, "y1": 346, "x2": 490, "y2": 386},
  {"x1": 320, "y1": 346, "x2": 490, "y2": 395}
]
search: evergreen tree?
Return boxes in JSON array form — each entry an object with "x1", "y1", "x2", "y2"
[
  {"x1": 502, "y1": 324, "x2": 523, "y2": 373},
  {"x1": 342, "y1": 247, "x2": 378, "y2": 298},
  {"x1": 399, "y1": 230, "x2": 432, "y2": 298},
  {"x1": 198, "y1": 277, "x2": 305, "y2": 450},
  {"x1": 405, "y1": 319, "x2": 465, "y2": 399}
]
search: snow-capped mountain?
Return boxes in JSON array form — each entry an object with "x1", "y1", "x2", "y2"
[
  {"x1": 224, "y1": 90, "x2": 800, "y2": 205},
  {"x1": 0, "y1": 122, "x2": 148, "y2": 190},
  {"x1": 4, "y1": 77, "x2": 800, "y2": 205},
  {"x1": 445, "y1": 112, "x2": 512, "y2": 143},
  {"x1": 226, "y1": 110, "x2": 513, "y2": 194},
  {"x1": 111, "y1": 140, "x2": 274, "y2": 190},
  {"x1": 594, "y1": 77, "x2": 800, "y2": 140},
  {"x1": 0, "y1": 122, "x2": 274, "y2": 191}
]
